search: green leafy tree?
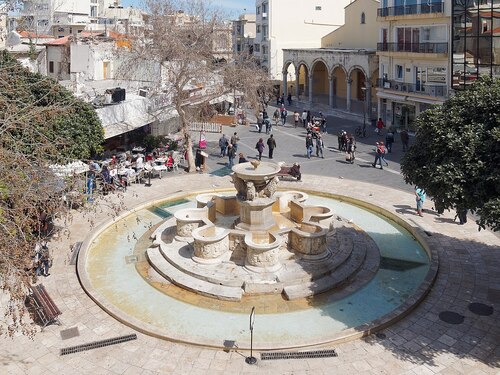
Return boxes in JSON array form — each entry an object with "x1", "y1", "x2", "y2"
[
  {"x1": 401, "y1": 77, "x2": 500, "y2": 231},
  {"x1": 0, "y1": 50, "x2": 104, "y2": 336}
]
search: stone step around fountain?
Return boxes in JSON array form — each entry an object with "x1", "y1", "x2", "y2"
[
  {"x1": 277, "y1": 233, "x2": 354, "y2": 284},
  {"x1": 283, "y1": 228, "x2": 380, "y2": 300},
  {"x1": 146, "y1": 247, "x2": 243, "y2": 301},
  {"x1": 157, "y1": 236, "x2": 284, "y2": 287}
]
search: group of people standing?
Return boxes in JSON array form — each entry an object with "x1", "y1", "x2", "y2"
[{"x1": 219, "y1": 131, "x2": 277, "y2": 167}]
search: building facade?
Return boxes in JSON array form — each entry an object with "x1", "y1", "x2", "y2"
[
  {"x1": 283, "y1": 0, "x2": 380, "y2": 117},
  {"x1": 19, "y1": 0, "x2": 117, "y2": 37},
  {"x1": 451, "y1": 0, "x2": 500, "y2": 90},
  {"x1": 254, "y1": 0, "x2": 352, "y2": 80},
  {"x1": 232, "y1": 13, "x2": 256, "y2": 58},
  {"x1": 376, "y1": 0, "x2": 451, "y2": 131}
]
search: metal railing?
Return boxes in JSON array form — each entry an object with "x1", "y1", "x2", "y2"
[
  {"x1": 377, "y1": 79, "x2": 448, "y2": 98},
  {"x1": 377, "y1": 42, "x2": 448, "y2": 54},
  {"x1": 378, "y1": 2, "x2": 444, "y2": 17}
]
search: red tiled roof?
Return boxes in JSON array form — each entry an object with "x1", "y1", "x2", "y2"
[
  {"x1": 80, "y1": 31, "x2": 105, "y2": 38},
  {"x1": 18, "y1": 30, "x2": 54, "y2": 39},
  {"x1": 44, "y1": 36, "x2": 70, "y2": 46}
]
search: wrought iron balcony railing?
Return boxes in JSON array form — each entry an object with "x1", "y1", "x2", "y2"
[
  {"x1": 377, "y1": 79, "x2": 448, "y2": 98},
  {"x1": 377, "y1": 42, "x2": 448, "y2": 54}
]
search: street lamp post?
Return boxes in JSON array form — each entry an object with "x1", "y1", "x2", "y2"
[{"x1": 361, "y1": 86, "x2": 367, "y2": 136}]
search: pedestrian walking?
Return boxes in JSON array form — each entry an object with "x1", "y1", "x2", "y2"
[
  {"x1": 293, "y1": 111, "x2": 300, "y2": 128},
  {"x1": 346, "y1": 136, "x2": 356, "y2": 164},
  {"x1": 306, "y1": 134, "x2": 314, "y2": 159},
  {"x1": 230, "y1": 132, "x2": 240, "y2": 152},
  {"x1": 287, "y1": 93, "x2": 292, "y2": 106},
  {"x1": 400, "y1": 129, "x2": 409, "y2": 152},
  {"x1": 281, "y1": 108, "x2": 288, "y2": 126},
  {"x1": 415, "y1": 187, "x2": 426, "y2": 216},
  {"x1": 316, "y1": 134, "x2": 324, "y2": 158},
  {"x1": 376, "y1": 117, "x2": 384, "y2": 135},
  {"x1": 267, "y1": 134, "x2": 276, "y2": 159},
  {"x1": 306, "y1": 110, "x2": 312, "y2": 125},
  {"x1": 385, "y1": 130, "x2": 395, "y2": 153},
  {"x1": 320, "y1": 113, "x2": 327, "y2": 134},
  {"x1": 301, "y1": 109, "x2": 307, "y2": 127},
  {"x1": 227, "y1": 144, "x2": 236, "y2": 168},
  {"x1": 35, "y1": 242, "x2": 50, "y2": 277},
  {"x1": 273, "y1": 109, "x2": 280, "y2": 126},
  {"x1": 218, "y1": 134, "x2": 228, "y2": 157},
  {"x1": 264, "y1": 116, "x2": 272, "y2": 134},
  {"x1": 255, "y1": 138, "x2": 265, "y2": 161},
  {"x1": 379, "y1": 141, "x2": 389, "y2": 166},
  {"x1": 372, "y1": 142, "x2": 384, "y2": 169},
  {"x1": 257, "y1": 111, "x2": 263, "y2": 133}
]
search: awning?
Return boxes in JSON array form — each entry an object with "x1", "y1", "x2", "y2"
[
  {"x1": 377, "y1": 91, "x2": 444, "y2": 105},
  {"x1": 104, "y1": 115, "x2": 154, "y2": 139},
  {"x1": 376, "y1": 92, "x2": 407, "y2": 102},
  {"x1": 49, "y1": 161, "x2": 89, "y2": 177},
  {"x1": 209, "y1": 93, "x2": 235, "y2": 105}
]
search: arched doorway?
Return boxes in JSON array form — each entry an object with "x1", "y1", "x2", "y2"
[
  {"x1": 348, "y1": 67, "x2": 368, "y2": 114},
  {"x1": 296, "y1": 63, "x2": 309, "y2": 100},
  {"x1": 332, "y1": 66, "x2": 347, "y2": 109},
  {"x1": 311, "y1": 60, "x2": 329, "y2": 104}
]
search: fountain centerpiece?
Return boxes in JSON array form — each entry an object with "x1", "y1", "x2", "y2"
[{"x1": 231, "y1": 161, "x2": 281, "y2": 232}]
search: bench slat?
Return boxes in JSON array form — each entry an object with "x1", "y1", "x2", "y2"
[{"x1": 30, "y1": 284, "x2": 62, "y2": 328}]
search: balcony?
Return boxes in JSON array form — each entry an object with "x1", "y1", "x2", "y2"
[
  {"x1": 377, "y1": 42, "x2": 448, "y2": 54},
  {"x1": 378, "y1": 2, "x2": 443, "y2": 17},
  {"x1": 377, "y1": 79, "x2": 448, "y2": 98}
]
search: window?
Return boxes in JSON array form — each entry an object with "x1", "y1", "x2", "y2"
[
  {"x1": 254, "y1": 44, "x2": 260, "y2": 52},
  {"x1": 315, "y1": 6, "x2": 322, "y2": 10},
  {"x1": 49, "y1": 61, "x2": 54, "y2": 73},
  {"x1": 396, "y1": 64, "x2": 404, "y2": 80},
  {"x1": 256, "y1": 25, "x2": 261, "y2": 33},
  {"x1": 262, "y1": 3, "x2": 267, "y2": 13},
  {"x1": 90, "y1": 5, "x2": 97, "y2": 17},
  {"x1": 361, "y1": 12, "x2": 366, "y2": 24},
  {"x1": 256, "y1": 6, "x2": 260, "y2": 15},
  {"x1": 262, "y1": 25, "x2": 268, "y2": 38}
]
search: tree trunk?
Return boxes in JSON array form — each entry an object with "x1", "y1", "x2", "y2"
[{"x1": 177, "y1": 105, "x2": 196, "y2": 173}]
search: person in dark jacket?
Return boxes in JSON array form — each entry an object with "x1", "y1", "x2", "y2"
[
  {"x1": 255, "y1": 138, "x2": 265, "y2": 161},
  {"x1": 267, "y1": 134, "x2": 276, "y2": 159}
]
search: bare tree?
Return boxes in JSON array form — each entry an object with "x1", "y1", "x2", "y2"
[
  {"x1": 0, "y1": 49, "x2": 105, "y2": 337},
  {"x1": 118, "y1": 0, "x2": 273, "y2": 172}
]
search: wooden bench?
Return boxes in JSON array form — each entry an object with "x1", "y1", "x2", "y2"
[
  {"x1": 29, "y1": 284, "x2": 62, "y2": 329},
  {"x1": 277, "y1": 166, "x2": 301, "y2": 181}
]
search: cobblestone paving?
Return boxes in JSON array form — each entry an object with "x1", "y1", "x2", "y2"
[{"x1": 0, "y1": 174, "x2": 498, "y2": 375}]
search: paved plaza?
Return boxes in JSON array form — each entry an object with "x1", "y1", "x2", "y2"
[{"x1": 1, "y1": 162, "x2": 498, "y2": 374}]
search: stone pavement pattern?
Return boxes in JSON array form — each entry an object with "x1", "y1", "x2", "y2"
[{"x1": 0, "y1": 173, "x2": 499, "y2": 375}]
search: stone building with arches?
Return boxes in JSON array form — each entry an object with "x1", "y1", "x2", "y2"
[{"x1": 282, "y1": 0, "x2": 380, "y2": 118}]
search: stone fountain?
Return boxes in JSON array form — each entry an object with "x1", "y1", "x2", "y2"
[{"x1": 146, "y1": 161, "x2": 374, "y2": 301}]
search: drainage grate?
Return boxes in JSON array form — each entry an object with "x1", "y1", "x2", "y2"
[
  {"x1": 376, "y1": 332, "x2": 387, "y2": 340},
  {"x1": 439, "y1": 311, "x2": 464, "y2": 325},
  {"x1": 468, "y1": 302, "x2": 494, "y2": 316},
  {"x1": 261, "y1": 349, "x2": 337, "y2": 361},
  {"x1": 60, "y1": 334, "x2": 137, "y2": 356},
  {"x1": 60, "y1": 327, "x2": 80, "y2": 340}
]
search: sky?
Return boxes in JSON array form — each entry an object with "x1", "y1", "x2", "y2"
[{"x1": 121, "y1": 0, "x2": 256, "y2": 19}]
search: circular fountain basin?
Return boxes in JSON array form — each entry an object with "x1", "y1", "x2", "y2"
[
  {"x1": 78, "y1": 191, "x2": 434, "y2": 349},
  {"x1": 232, "y1": 161, "x2": 281, "y2": 180}
]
